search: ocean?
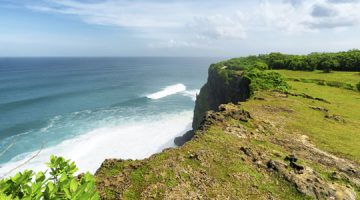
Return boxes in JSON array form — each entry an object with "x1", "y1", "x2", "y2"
[{"x1": 0, "y1": 57, "x2": 219, "y2": 176}]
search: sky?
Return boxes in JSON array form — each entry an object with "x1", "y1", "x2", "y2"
[{"x1": 0, "y1": 0, "x2": 360, "y2": 57}]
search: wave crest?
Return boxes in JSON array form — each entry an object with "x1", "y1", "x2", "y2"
[{"x1": 146, "y1": 84, "x2": 186, "y2": 100}]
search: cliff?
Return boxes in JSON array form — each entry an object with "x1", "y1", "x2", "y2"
[
  {"x1": 95, "y1": 61, "x2": 360, "y2": 200},
  {"x1": 192, "y1": 65, "x2": 251, "y2": 130},
  {"x1": 174, "y1": 65, "x2": 250, "y2": 145}
]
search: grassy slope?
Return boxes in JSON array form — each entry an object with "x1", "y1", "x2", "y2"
[
  {"x1": 275, "y1": 70, "x2": 360, "y2": 85},
  {"x1": 272, "y1": 70, "x2": 360, "y2": 162},
  {"x1": 96, "y1": 70, "x2": 360, "y2": 199},
  {"x1": 96, "y1": 117, "x2": 310, "y2": 199}
]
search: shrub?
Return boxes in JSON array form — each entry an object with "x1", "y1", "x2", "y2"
[
  {"x1": 357, "y1": 81, "x2": 360, "y2": 92},
  {"x1": 252, "y1": 62, "x2": 268, "y2": 70},
  {"x1": 0, "y1": 155, "x2": 99, "y2": 200},
  {"x1": 244, "y1": 68, "x2": 289, "y2": 94}
]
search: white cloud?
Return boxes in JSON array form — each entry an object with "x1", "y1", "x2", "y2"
[
  {"x1": 22, "y1": 0, "x2": 360, "y2": 50},
  {"x1": 147, "y1": 39, "x2": 210, "y2": 49},
  {"x1": 28, "y1": 0, "x2": 183, "y2": 28},
  {"x1": 259, "y1": 0, "x2": 360, "y2": 33},
  {"x1": 24, "y1": 0, "x2": 252, "y2": 50},
  {"x1": 189, "y1": 13, "x2": 247, "y2": 40}
]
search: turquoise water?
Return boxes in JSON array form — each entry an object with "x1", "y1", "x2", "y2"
[{"x1": 0, "y1": 57, "x2": 219, "y2": 175}]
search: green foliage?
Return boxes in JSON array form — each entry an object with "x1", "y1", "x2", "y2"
[
  {"x1": 357, "y1": 81, "x2": 360, "y2": 92},
  {"x1": 218, "y1": 69, "x2": 230, "y2": 84},
  {"x1": 0, "y1": 155, "x2": 99, "y2": 200},
  {"x1": 216, "y1": 49, "x2": 360, "y2": 73},
  {"x1": 217, "y1": 49, "x2": 360, "y2": 73},
  {"x1": 267, "y1": 50, "x2": 360, "y2": 71},
  {"x1": 219, "y1": 55, "x2": 268, "y2": 71},
  {"x1": 319, "y1": 58, "x2": 339, "y2": 73},
  {"x1": 268, "y1": 53, "x2": 288, "y2": 69},
  {"x1": 252, "y1": 62, "x2": 268, "y2": 70},
  {"x1": 244, "y1": 69, "x2": 289, "y2": 94},
  {"x1": 288, "y1": 57, "x2": 313, "y2": 71}
]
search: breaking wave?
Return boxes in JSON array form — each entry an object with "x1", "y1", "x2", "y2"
[
  {"x1": 0, "y1": 111, "x2": 193, "y2": 177},
  {"x1": 146, "y1": 84, "x2": 186, "y2": 100}
]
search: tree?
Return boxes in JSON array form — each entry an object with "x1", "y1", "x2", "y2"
[
  {"x1": 288, "y1": 57, "x2": 314, "y2": 71},
  {"x1": 223, "y1": 50, "x2": 360, "y2": 72},
  {"x1": 318, "y1": 58, "x2": 339, "y2": 73},
  {"x1": 268, "y1": 53, "x2": 288, "y2": 69}
]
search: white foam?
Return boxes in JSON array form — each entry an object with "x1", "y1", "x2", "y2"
[
  {"x1": 0, "y1": 111, "x2": 192, "y2": 177},
  {"x1": 181, "y1": 89, "x2": 200, "y2": 101},
  {"x1": 40, "y1": 115, "x2": 61, "y2": 132},
  {"x1": 146, "y1": 84, "x2": 186, "y2": 100}
]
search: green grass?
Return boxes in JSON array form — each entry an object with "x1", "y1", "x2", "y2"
[
  {"x1": 275, "y1": 70, "x2": 360, "y2": 85},
  {"x1": 186, "y1": 126, "x2": 310, "y2": 200},
  {"x1": 97, "y1": 118, "x2": 310, "y2": 199},
  {"x1": 244, "y1": 70, "x2": 360, "y2": 163},
  {"x1": 286, "y1": 82, "x2": 360, "y2": 162}
]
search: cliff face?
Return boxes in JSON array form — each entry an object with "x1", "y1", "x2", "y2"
[
  {"x1": 174, "y1": 65, "x2": 250, "y2": 145},
  {"x1": 192, "y1": 65, "x2": 250, "y2": 130}
]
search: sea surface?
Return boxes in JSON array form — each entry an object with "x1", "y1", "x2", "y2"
[{"x1": 0, "y1": 57, "x2": 220, "y2": 176}]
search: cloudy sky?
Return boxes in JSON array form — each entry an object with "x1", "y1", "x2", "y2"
[{"x1": 0, "y1": 0, "x2": 360, "y2": 56}]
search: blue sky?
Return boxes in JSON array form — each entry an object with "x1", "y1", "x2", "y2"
[{"x1": 0, "y1": 0, "x2": 360, "y2": 56}]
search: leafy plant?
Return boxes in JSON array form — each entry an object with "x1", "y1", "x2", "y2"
[
  {"x1": 0, "y1": 155, "x2": 99, "y2": 200},
  {"x1": 244, "y1": 68, "x2": 289, "y2": 95},
  {"x1": 357, "y1": 81, "x2": 360, "y2": 92},
  {"x1": 252, "y1": 62, "x2": 268, "y2": 70}
]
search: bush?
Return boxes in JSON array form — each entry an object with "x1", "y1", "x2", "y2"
[
  {"x1": 252, "y1": 62, "x2": 268, "y2": 70},
  {"x1": 0, "y1": 155, "x2": 99, "y2": 200},
  {"x1": 357, "y1": 82, "x2": 360, "y2": 92},
  {"x1": 244, "y1": 68, "x2": 289, "y2": 94}
]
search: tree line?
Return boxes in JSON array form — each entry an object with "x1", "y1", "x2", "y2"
[{"x1": 222, "y1": 49, "x2": 360, "y2": 72}]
